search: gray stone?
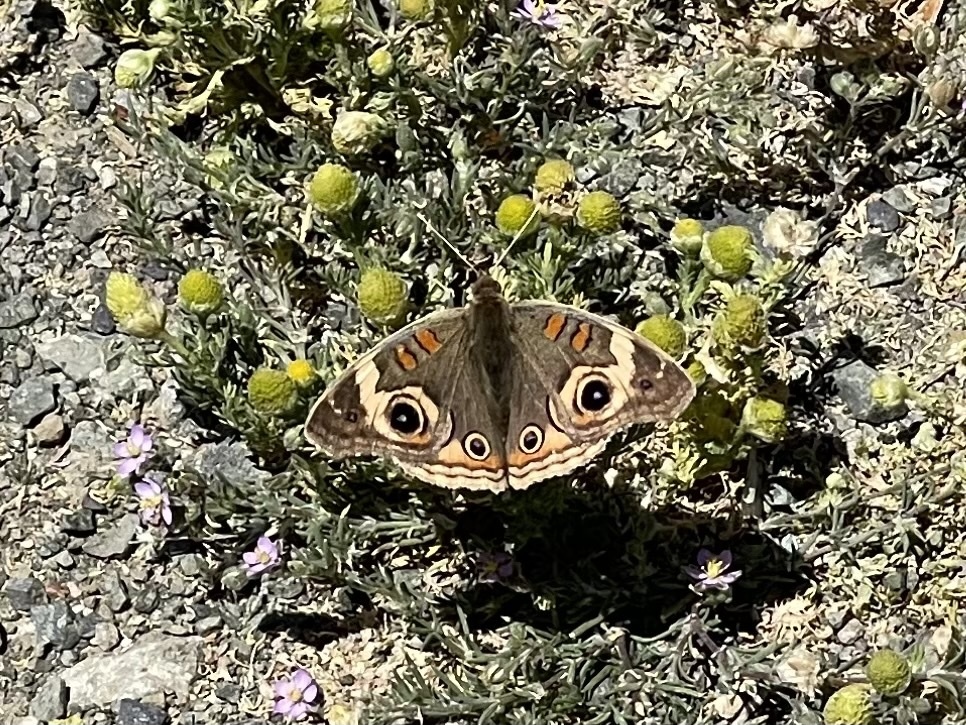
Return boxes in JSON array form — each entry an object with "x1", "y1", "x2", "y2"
[
  {"x1": 69, "y1": 206, "x2": 111, "y2": 244},
  {"x1": 0, "y1": 292, "x2": 38, "y2": 328},
  {"x1": 133, "y1": 586, "x2": 160, "y2": 614},
  {"x1": 194, "y1": 614, "x2": 222, "y2": 636},
  {"x1": 866, "y1": 199, "x2": 900, "y2": 233},
  {"x1": 21, "y1": 192, "x2": 52, "y2": 232},
  {"x1": 101, "y1": 568, "x2": 130, "y2": 612},
  {"x1": 880, "y1": 187, "x2": 916, "y2": 213},
  {"x1": 3, "y1": 577, "x2": 47, "y2": 611},
  {"x1": 837, "y1": 618, "x2": 864, "y2": 645},
  {"x1": 91, "y1": 304, "x2": 116, "y2": 335},
  {"x1": 33, "y1": 412, "x2": 66, "y2": 446},
  {"x1": 931, "y1": 196, "x2": 953, "y2": 220},
  {"x1": 62, "y1": 508, "x2": 97, "y2": 536},
  {"x1": 31, "y1": 601, "x2": 81, "y2": 651},
  {"x1": 29, "y1": 675, "x2": 68, "y2": 721},
  {"x1": 116, "y1": 699, "x2": 170, "y2": 725},
  {"x1": 7, "y1": 376, "x2": 56, "y2": 425},
  {"x1": 92, "y1": 621, "x2": 121, "y2": 650},
  {"x1": 5, "y1": 143, "x2": 39, "y2": 174},
  {"x1": 35, "y1": 334, "x2": 106, "y2": 382},
  {"x1": 215, "y1": 684, "x2": 241, "y2": 703},
  {"x1": 67, "y1": 72, "x2": 100, "y2": 115},
  {"x1": 71, "y1": 32, "x2": 108, "y2": 68},
  {"x1": 56, "y1": 164, "x2": 86, "y2": 196},
  {"x1": 832, "y1": 360, "x2": 908, "y2": 424},
  {"x1": 35, "y1": 157, "x2": 57, "y2": 187},
  {"x1": 195, "y1": 441, "x2": 270, "y2": 487},
  {"x1": 51, "y1": 551, "x2": 76, "y2": 569},
  {"x1": 96, "y1": 357, "x2": 150, "y2": 399},
  {"x1": 14, "y1": 99, "x2": 42, "y2": 128},
  {"x1": 598, "y1": 159, "x2": 645, "y2": 197},
  {"x1": 82, "y1": 513, "x2": 139, "y2": 560},
  {"x1": 62, "y1": 631, "x2": 203, "y2": 707},
  {"x1": 860, "y1": 236, "x2": 906, "y2": 287}
]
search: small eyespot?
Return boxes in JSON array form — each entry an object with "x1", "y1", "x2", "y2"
[
  {"x1": 518, "y1": 425, "x2": 543, "y2": 454},
  {"x1": 345, "y1": 410, "x2": 359, "y2": 423},
  {"x1": 388, "y1": 398, "x2": 423, "y2": 435},
  {"x1": 464, "y1": 432, "x2": 491, "y2": 461},
  {"x1": 576, "y1": 375, "x2": 613, "y2": 414}
]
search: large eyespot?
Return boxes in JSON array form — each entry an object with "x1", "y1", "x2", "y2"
[
  {"x1": 518, "y1": 425, "x2": 544, "y2": 454},
  {"x1": 575, "y1": 375, "x2": 613, "y2": 414},
  {"x1": 387, "y1": 396, "x2": 425, "y2": 436},
  {"x1": 463, "y1": 432, "x2": 491, "y2": 461}
]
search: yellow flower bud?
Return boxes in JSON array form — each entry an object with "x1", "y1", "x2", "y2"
[
  {"x1": 114, "y1": 48, "x2": 161, "y2": 89},
  {"x1": 869, "y1": 373, "x2": 908, "y2": 410},
  {"x1": 740, "y1": 396, "x2": 787, "y2": 443},
  {"x1": 701, "y1": 225, "x2": 754, "y2": 280},
  {"x1": 331, "y1": 110, "x2": 390, "y2": 156},
  {"x1": 247, "y1": 368, "x2": 299, "y2": 417},
  {"x1": 366, "y1": 48, "x2": 395, "y2": 78},
  {"x1": 358, "y1": 268, "x2": 408, "y2": 327},
  {"x1": 308, "y1": 164, "x2": 360, "y2": 218},
  {"x1": 712, "y1": 294, "x2": 766, "y2": 348},
  {"x1": 669, "y1": 218, "x2": 704, "y2": 255},
  {"x1": 315, "y1": 0, "x2": 352, "y2": 30},
  {"x1": 105, "y1": 272, "x2": 167, "y2": 339},
  {"x1": 399, "y1": 0, "x2": 435, "y2": 21},
  {"x1": 495, "y1": 195, "x2": 540, "y2": 237},
  {"x1": 286, "y1": 359, "x2": 316, "y2": 388},
  {"x1": 534, "y1": 159, "x2": 575, "y2": 194},
  {"x1": 635, "y1": 315, "x2": 687, "y2": 358},
  {"x1": 576, "y1": 191, "x2": 622, "y2": 234},
  {"x1": 823, "y1": 684, "x2": 874, "y2": 725},
  {"x1": 178, "y1": 269, "x2": 224, "y2": 316},
  {"x1": 866, "y1": 649, "x2": 912, "y2": 697}
]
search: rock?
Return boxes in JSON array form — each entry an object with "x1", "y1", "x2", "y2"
[
  {"x1": 0, "y1": 292, "x2": 39, "y2": 328},
  {"x1": 3, "y1": 577, "x2": 47, "y2": 611},
  {"x1": 860, "y1": 236, "x2": 906, "y2": 288},
  {"x1": 51, "y1": 551, "x2": 75, "y2": 569},
  {"x1": 194, "y1": 614, "x2": 222, "y2": 636},
  {"x1": 91, "y1": 304, "x2": 116, "y2": 335},
  {"x1": 29, "y1": 675, "x2": 68, "y2": 721},
  {"x1": 14, "y1": 99, "x2": 42, "y2": 128},
  {"x1": 81, "y1": 513, "x2": 139, "y2": 559},
  {"x1": 56, "y1": 164, "x2": 86, "y2": 196},
  {"x1": 116, "y1": 699, "x2": 170, "y2": 725},
  {"x1": 92, "y1": 621, "x2": 120, "y2": 650},
  {"x1": 5, "y1": 143, "x2": 39, "y2": 173},
  {"x1": 195, "y1": 441, "x2": 269, "y2": 488},
  {"x1": 832, "y1": 360, "x2": 908, "y2": 424},
  {"x1": 71, "y1": 32, "x2": 108, "y2": 67},
  {"x1": 31, "y1": 600, "x2": 81, "y2": 651},
  {"x1": 69, "y1": 206, "x2": 111, "y2": 244},
  {"x1": 67, "y1": 72, "x2": 99, "y2": 115},
  {"x1": 132, "y1": 586, "x2": 160, "y2": 614},
  {"x1": 931, "y1": 196, "x2": 953, "y2": 220},
  {"x1": 35, "y1": 157, "x2": 57, "y2": 187},
  {"x1": 35, "y1": 333, "x2": 106, "y2": 382},
  {"x1": 215, "y1": 683, "x2": 241, "y2": 703},
  {"x1": 62, "y1": 509, "x2": 96, "y2": 536},
  {"x1": 21, "y1": 192, "x2": 52, "y2": 231},
  {"x1": 866, "y1": 199, "x2": 900, "y2": 233},
  {"x1": 881, "y1": 187, "x2": 915, "y2": 213},
  {"x1": 96, "y1": 357, "x2": 151, "y2": 399},
  {"x1": 141, "y1": 260, "x2": 169, "y2": 281},
  {"x1": 33, "y1": 412, "x2": 66, "y2": 446},
  {"x1": 101, "y1": 569, "x2": 130, "y2": 612},
  {"x1": 7, "y1": 376, "x2": 56, "y2": 425},
  {"x1": 837, "y1": 618, "x2": 864, "y2": 645},
  {"x1": 62, "y1": 631, "x2": 203, "y2": 707},
  {"x1": 599, "y1": 158, "x2": 645, "y2": 197}
]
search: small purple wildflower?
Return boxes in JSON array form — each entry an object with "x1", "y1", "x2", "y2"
[
  {"x1": 243, "y1": 536, "x2": 281, "y2": 577},
  {"x1": 513, "y1": 0, "x2": 562, "y2": 29},
  {"x1": 134, "y1": 476, "x2": 172, "y2": 527},
  {"x1": 273, "y1": 668, "x2": 320, "y2": 721},
  {"x1": 114, "y1": 424, "x2": 153, "y2": 477},
  {"x1": 684, "y1": 549, "x2": 742, "y2": 592},
  {"x1": 478, "y1": 552, "x2": 514, "y2": 583}
]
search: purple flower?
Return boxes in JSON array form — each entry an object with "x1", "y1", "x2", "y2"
[
  {"x1": 684, "y1": 549, "x2": 742, "y2": 592},
  {"x1": 478, "y1": 552, "x2": 514, "y2": 583},
  {"x1": 243, "y1": 536, "x2": 281, "y2": 577},
  {"x1": 513, "y1": 0, "x2": 562, "y2": 29},
  {"x1": 273, "y1": 668, "x2": 320, "y2": 721},
  {"x1": 134, "y1": 477, "x2": 172, "y2": 527},
  {"x1": 114, "y1": 424, "x2": 154, "y2": 477}
]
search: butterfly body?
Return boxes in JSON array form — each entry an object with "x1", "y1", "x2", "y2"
[{"x1": 306, "y1": 275, "x2": 695, "y2": 492}]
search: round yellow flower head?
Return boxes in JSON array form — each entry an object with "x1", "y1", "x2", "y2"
[
  {"x1": 204, "y1": 146, "x2": 233, "y2": 173},
  {"x1": 635, "y1": 315, "x2": 687, "y2": 358},
  {"x1": 823, "y1": 684, "x2": 874, "y2": 725},
  {"x1": 712, "y1": 294, "x2": 766, "y2": 348},
  {"x1": 399, "y1": 0, "x2": 435, "y2": 21},
  {"x1": 866, "y1": 649, "x2": 912, "y2": 697},
  {"x1": 178, "y1": 269, "x2": 224, "y2": 316},
  {"x1": 670, "y1": 218, "x2": 705, "y2": 255},
  {"x1": 114, "y1": 48, "x2": 161, "y2": 89},
  {"x1": 495, "y1": 195, "x2": 540, "y2": 238},
  {"x1": 331, "y1": 110, "x2": 389, "y2": 156},
  {"x1": 740, "y1": 396, "x2": 788, "y2": 443},
  {"x1": 309, "y1": 164, "x2": 360, "y2": 218},
  {"x1": 247, "y1": 368, "x2": 299, "y2": 417},
  {"x1": 869, "y1": 373, "x2": 908, "y2": 410},
  {"x1": 534, "y1": 159, "x2": 576, "y2": 194},
  {"x1": 701, "y1": 225, "x2": 754, "y2": 280},
  {"x1": 286, "y1": 359, "x2": 316, "y2": 388},
  {"x1": 576, "y1": 191, "x2": 622, "y2": 234},
  {"x1": 686, "y1": 360, "x2": 707, "y2": 386},
  {"x1": 367, "y1": 48, "x2": 395, "y2": 78},
  {"x1": 105, "y1": 272, "x2": 167, "y2": 339},
  {"x1": 358, "y1": 268, "x2": 408, "y2": 327},
  {"x1": 316, "y1": 0, "x2": 352, "y2": 30}
]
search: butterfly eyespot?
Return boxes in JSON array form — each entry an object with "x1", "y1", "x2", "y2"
[
  {"x1": 518, "y1": 425, "x2": 543, "y2": 454},
  {"x1": 463, "y1": 432, "x2": 491, "y2": 461},
  {"x1": 576, "y1": 375, "x2": 612, "y2": 414},
  {"x1": 388, "y1": 399, "x2": 423, "y2": 435},
  {"x1": 344, "y1": 410, "x2": 359, "y2": 423}
]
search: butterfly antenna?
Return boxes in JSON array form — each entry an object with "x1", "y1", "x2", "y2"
[
  {"x1": 418, "y1": 213, "x2": 479, "y2": 274},
  {"x1": 491, "y1": 203, "x2": 540, "y2": 271}
]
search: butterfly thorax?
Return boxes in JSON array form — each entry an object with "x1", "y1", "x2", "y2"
[{"x1": 469, "y1": 275, "x2": 514, "y2": 432}]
